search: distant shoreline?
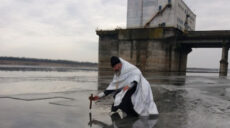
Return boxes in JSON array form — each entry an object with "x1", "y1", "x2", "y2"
[
  {"x1": 0, "y1": 57, "x2": 98, "y2": 72},
  {"x1": 0, "y1": 65, "x2": 97, "y2": 72},
  {"x1": 0, "y1": 57, "x2": 97, "y2": 67},
  {"x1": 0, "y1": 65, "x2": 226, "y2": 73},
  {"x1": 1, "y1": 57, "x2": 229, "y2": 73}
]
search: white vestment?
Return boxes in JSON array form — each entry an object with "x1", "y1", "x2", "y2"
[{"x1": 106, "y1": 58, "x2": 159, "y2": 116}]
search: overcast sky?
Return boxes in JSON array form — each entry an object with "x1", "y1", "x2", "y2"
[{"x1": 0, "y1": 0, "x2": 230, "y2": 68}]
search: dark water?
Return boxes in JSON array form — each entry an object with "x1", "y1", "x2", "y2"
[{"x1": 0, "y1": 66, "x2": 230, "y2": 128}]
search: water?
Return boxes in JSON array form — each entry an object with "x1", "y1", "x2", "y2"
[{"x1": 0, "y1": 67, "x2": 230, "y2": 128}]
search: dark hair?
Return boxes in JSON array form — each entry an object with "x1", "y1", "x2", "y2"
[{"x1": 110, "y1": 56, "x2": 121, "y2": 67}]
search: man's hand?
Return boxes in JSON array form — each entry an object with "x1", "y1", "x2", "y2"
[
  {"x1": 123, "y1": 85, "x2": 129, "y2": 91},
  {"x1": 89, "y1": 95, "x2": 99, "y2": 101}
]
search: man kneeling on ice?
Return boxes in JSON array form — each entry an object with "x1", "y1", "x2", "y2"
[{"x1": 89, "y1": 56, "x2": 158, "y2": 116}]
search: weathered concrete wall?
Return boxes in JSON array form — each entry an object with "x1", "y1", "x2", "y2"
[
  {"x1": 97, "y1": 27, "x2": 190, "y2": 89},
  {"x1": 97, "y1": 31, "x2": 119, "y2": 89}
]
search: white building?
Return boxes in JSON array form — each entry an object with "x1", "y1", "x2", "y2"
[{"x1": 127, "y1": 0, "x2": 196, "y2": 31}]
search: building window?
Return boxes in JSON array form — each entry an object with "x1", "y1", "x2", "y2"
[{"x1": 177, "y1": 18, "x2": 184, "y2": 25}]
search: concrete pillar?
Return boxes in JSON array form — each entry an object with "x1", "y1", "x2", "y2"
[
  {"x1": 97, "y1": 28, "x2": 185, "y2": 89},
  {"x1": 97, "y1": 30, "x2": 119, "y2": 90},
  {"x1": 219, "y1": 45, "x2": 229, "y2": 76}
]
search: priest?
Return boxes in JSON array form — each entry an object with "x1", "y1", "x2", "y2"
[{"x1": 89, "y1": 56, "x2": 158, "y2": 116}]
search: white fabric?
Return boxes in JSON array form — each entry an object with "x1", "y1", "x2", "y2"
[
  {"x1": 106, "y1": 58, "x2": 159, "y2": 116},
  {"x1": 98, "y1": 92, "x2": 105, "y2": 98}
]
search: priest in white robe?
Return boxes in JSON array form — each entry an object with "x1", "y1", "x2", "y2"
[{"x1": 89, "y1": 56, "x2": 158, "y2": 116}]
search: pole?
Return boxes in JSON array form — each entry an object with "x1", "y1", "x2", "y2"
[
  {"x1": 219, "y1": 44, "x2": 229, "y2": 76},
  {"x1": 89, "y1": 94, "x2": 93, "y2": 109}
]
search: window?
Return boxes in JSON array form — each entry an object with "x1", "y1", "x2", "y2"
[{"x1": 177, "y1": 18, "x2": 184, "y2": 25}]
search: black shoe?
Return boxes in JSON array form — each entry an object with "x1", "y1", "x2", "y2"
[{"x1": 110, "y1": 112, "x2": 121, "y2": 121}]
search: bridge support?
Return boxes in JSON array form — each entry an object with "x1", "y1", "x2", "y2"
[
  {"x1": 97, "y1": 28, "x2": 187, "y2": 89},
  {"x1": 219, "y1": 45, "x2": 229, "y2": 76}
]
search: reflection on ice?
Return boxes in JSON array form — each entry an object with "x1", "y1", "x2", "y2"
[{"x1": 89, "y1": 112, "x2": 158, "y2": 128}]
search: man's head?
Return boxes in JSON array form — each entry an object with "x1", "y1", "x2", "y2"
[{"x1": 110, "y1": 56, "x2": 122, "y2": 73}]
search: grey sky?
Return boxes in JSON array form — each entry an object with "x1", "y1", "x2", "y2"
[{"x1": 0, "y1": 0, "x2": 229, "y2": 68}]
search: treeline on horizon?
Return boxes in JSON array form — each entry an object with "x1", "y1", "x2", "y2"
[{"x1": 0, "y1": 57, "x2": 97, "y2": 67}]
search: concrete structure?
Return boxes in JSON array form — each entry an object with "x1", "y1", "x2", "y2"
[
  {"x1": 127, "y1": 0, "x2": 196, "y2": 31},
  {"x1": 177, "y1": 30, "x2": 230, "y2": 76},
  {"x1": 97, "y1": 27, "x2": 230, "y2": 89}
]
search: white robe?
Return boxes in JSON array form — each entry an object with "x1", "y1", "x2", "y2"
[{"x1": 106, "y1": 58, "x2": 159, "y2": 116}]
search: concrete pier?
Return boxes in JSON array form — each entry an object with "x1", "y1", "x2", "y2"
[
  {"x1": 219, "y1": 44, "x2": 229, "y2": 76},
  {"x1": 97, "y1": 27, "x2": 230, "y2": 89},
  {"x1": 97, "y1": 27, "x2": 190, "y2": 89}
]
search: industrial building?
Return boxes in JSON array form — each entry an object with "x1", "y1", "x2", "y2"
[{"x1": 127, "y1": 0, "x2": 196, "y2": 31}]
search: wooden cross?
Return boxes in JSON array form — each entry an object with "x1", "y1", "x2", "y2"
[{"x1": 89, "y1": 94, "x2": 93, "y2": 109}]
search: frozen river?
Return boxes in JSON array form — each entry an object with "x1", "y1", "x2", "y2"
[{"x1": 0, "y1": 68, "x2": 230, "y2": 128}]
